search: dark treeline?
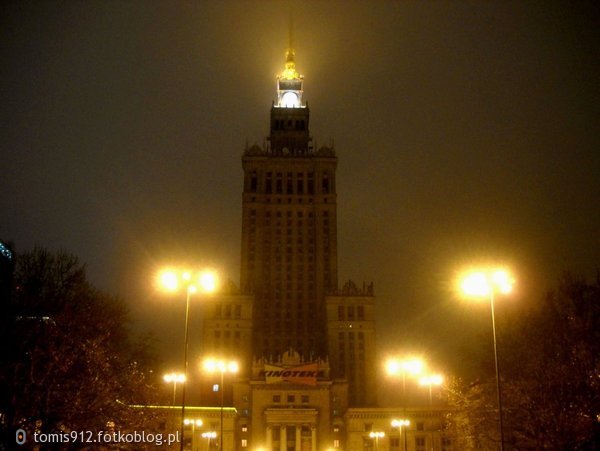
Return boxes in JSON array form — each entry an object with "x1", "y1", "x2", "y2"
[
  {"x1": 446, "y1": 273, "x2": 600, "y2": 449},
  {"x1": 0, "y1": 247, "x2": 162, "y2": 449}
]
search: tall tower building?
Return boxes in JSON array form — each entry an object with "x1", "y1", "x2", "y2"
[
  {"x1": 175, "y1": 33, "x2": 451, "y2": 451},
  {"x1": 200, "y1": 41, "x2": 379, "y2": 451},
  {"x1": 240, "y1": 43, "x2": 338, "y2": 361}
]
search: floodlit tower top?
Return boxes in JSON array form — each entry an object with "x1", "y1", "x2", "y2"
[{"x1": 276, "y1": 19, "x2": 304, "y2": 108}]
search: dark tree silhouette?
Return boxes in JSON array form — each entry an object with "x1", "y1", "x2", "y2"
[
  {"x1": 446, "y1": 273, "x2": 600, "y2": 450},
  {"x1": 1, "y1": 247, "x2": 162, "y2": 448}
]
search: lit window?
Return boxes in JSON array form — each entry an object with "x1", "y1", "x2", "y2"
[
  {"x1": 213, "y1": 384, "x2": 220, "y2": 392},
  {"x1": 333, "y1": 440, "x2": 340, "y2": 448},
  {"x1": 241, "y1": 439, "x2": 248, "y2": 447}
]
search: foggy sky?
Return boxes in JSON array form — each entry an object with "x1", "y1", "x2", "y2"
[{"x1": 1, "y1": 1, "x2": 599, "y2": 375}]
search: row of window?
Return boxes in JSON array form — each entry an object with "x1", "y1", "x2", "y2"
[
  {"x1": 214, "y1": 304, "x2": 243, "y2": 319},
  {"x1": 259, "y1": 322, "x2": 315, "y2": 335},
  {"x1": 338, "y1": 305, "x2": 366, "y2": 320},
  {"x1": 264, "y1": 310, "x2": 315, "y2": 320},
  {"x1": 272, "y1": 393, "x2": 310, "y2": 404},
  {"x1": 339, "y1": 331, "x2": 366, "y2": 341},
  {"x1": 247, "y1": 171, "x2": 333, "y2": 195},
  {"x1": 272, "y1": 118, "x2": 306, "y2": 131},
  {"x1": 260, "y1": 338, "x2": 317, "y2": 354},
  {"x1": 255, "y1": 290, "x2": 316, "y2": 302},
  {"x1": 250, "y1": 210, "x2": 329, "y2": 219},
  {"x1": 246, "y1": 196, "x2": 331, "y2": 205},
  {"x1": 213, "y1": 330, "x2": 242, "y2": 339},
  {"x1": 251, "y1": 219, "x2": 332, "y2": 231}
]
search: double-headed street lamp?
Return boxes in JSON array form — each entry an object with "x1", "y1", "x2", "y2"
[
  {"x1": 391, "y1": 419, "x2": 410, "y2": 451},
  {"x1": 386, "y1": 358, "x2": 425, "y2": 408},
  {"x1": 184, "y1": 419, "x2": 203, "y2": 451},
  {"x1": 203, "y1": 359, "x2": 239, "y2": 451},
  {"x1": 460, "y1": 267, "x2": 514, "y2": 451},
  {"x1": 157, "y1": 268, "x2": 218, "y2": 451},
  {"x1": 418, "y1": 374, "x2": 444, "y2": 406},
  {"x1": 163, "y1": 372, "x2": 186, "y2": 406},
  {"x1": 202, "y1": 431, "x2": 217, "y2": 451},
  {"x1": 369, "y1": 431, "x2": 384, "y2": 451}
]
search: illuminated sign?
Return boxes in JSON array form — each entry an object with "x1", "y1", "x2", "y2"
[{"x1": 259, "y1": 363, "x2": 324, "y2": 386}]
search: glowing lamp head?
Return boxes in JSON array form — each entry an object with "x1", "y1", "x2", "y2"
[
  {"x1": 163, "y1": 372, "x2": 186, "y2": 383},
  {"x1": 419, "y1": 374, "x2": 443, "y2": 386},
  {"x1": 281, "y1": 91, "x2": 299, "y2": 107},
  {"x1": 460, "y1": 268, "x2": 515, "y2": 298},
  {"x1": 492, "y1": 270, "x2": 513, "y2": 294},
  {"x1": 158, "y1": 270, "x2": 179, "y2": 292},
  {"x1": 391, "y1": 419, "x2": 410, "y2": 427},
  {"x1": 184, "y1": 418, "x2": 203, "y2": 427},
  {"x1": 461, "y1": 271, "x2": 491, "y2": 297},
  {"x1": 228, "y1": 361, "x2": 240, "y2": 373},
  {"x1": 386, "y1": 359, "x2": 401, "y2": 375},
  {"x1": 199, "y1": 271, "x2": 218, "y2": 293},
  {"x1": 203, "y1": 358, "x2": 239, "y2": 374},
  {"x1": 386, "y1": 358, "x2": 424, "y2": 376},
  {"x1": 402, "y1": 359, "x2": 424, "y2": 375},
  {"x1": 203, "y1": 359, "x2": 217, "y2": 373}
]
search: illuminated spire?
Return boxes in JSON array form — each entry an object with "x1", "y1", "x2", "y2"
[
  {"x1": 280, "y1": 14, "x2": 301, "y2": 81},
  {"x1": 276, "y1": 15, "x2": 304, "y2": 108}
]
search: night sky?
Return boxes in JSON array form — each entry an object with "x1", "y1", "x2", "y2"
[{"x1": 2, "y1": 1, "x2": 599, "y2": 376}]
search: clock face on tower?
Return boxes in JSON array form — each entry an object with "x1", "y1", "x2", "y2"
[{"x1": 281, "y1": 91, "x2": 299, "y2": 107}]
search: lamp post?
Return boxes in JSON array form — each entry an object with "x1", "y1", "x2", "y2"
[
  {"x1": 203, "y1": 359, "x2": 239, "y2": 451},
  {"x1": 391, "y1": 419, "x2": 410, "y2": 451},
  {"x1": 202, "y1": 432, "x2": 217, "y2": 451},
  {"x1": 184, "y1": 419, "x2": 203, "y2": 451},
  {"x1": 386, "y1": 358, "x2": 425, "y2": 408},
  {"x1": 369, "y1": 431, "x2": 384, "y2": 451},
  {"x1": 419, "y1": 374, "x2": 442, "y2": 451},
  {"x1": 418, "y1": 374, "x2": 443, "y2": 406},
  {"x1": 164, "y1": 372, "x2": 186, "y2": 406},
  {"x1": 460, "y1": 268, "x2": 514, "y2": 451},
  {"x1": 158, "y1": 269, "x2": 218, "y2": 451}
]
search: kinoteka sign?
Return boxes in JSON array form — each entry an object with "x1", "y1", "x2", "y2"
[{"x1": 259, "y1": 363, "x2": 325, "y2": 385}]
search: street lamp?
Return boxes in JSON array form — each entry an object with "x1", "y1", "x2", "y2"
[
  {"x1": 184, "y1": 419, "x2": 203, "y2": 451},
  {"x1": 164, "y1": 372, "x2": 186, "y2": 406},
  {"x1": 386, "y1": 358, "x2": 425, "y2": 408},
  {"x1": 391, "y1": 419, "x2": 410, "y2": 451},
  {"x1": 460, "y1": 268, "x2": 514, "y2": 451},
  {"x1": 202, "y1": 431, "x2": 217, "y2": 451},
  {"x1": 157, "y1": 268, "x2": 218, "y2": 451},
  {"x1": 203, "y1": 359, "x2": 239, "y2": 451},
  {"x1": 369, "y1": 431, "x2": 384, "y2": 451},
  {"x1": 418, "y1": 374, "x2": 444, "y2": 406}
]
